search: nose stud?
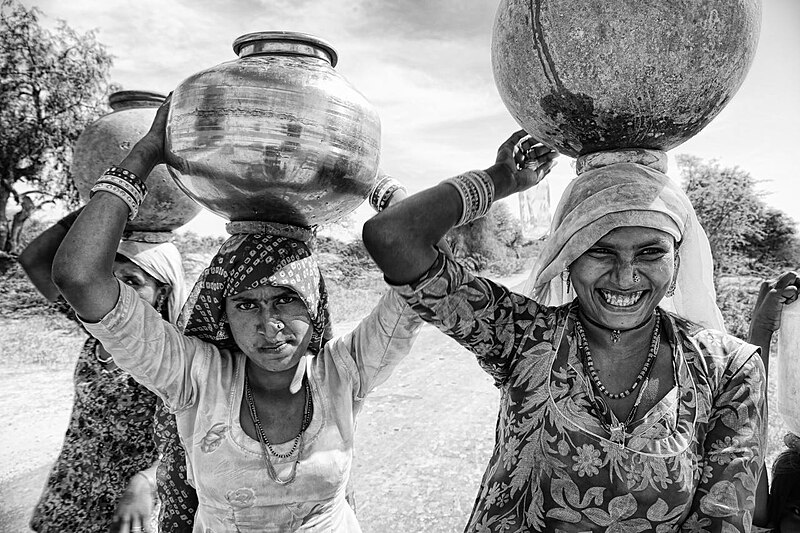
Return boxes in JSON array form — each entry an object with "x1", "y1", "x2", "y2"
[
  {"x1": 273, "y1": 320, "x2": 284, "y2": 331},
  {"x1": 632, "y1": 272, "x2": 640, "y2": 283}
]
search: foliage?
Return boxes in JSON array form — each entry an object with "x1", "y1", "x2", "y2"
[
  {"x1": 715, "y1": 275, "x2": 761, "y2": 340},
  {"x1": 678, "y1": 155, "x2": 763, "y2": 274},
  {"x1": 0, "y1": 0, "x2": 113, "y2": 252},
  {"x1": 743, "y1": 207, "x2": 800, "y2": 273},
  {"x1": 679, "y1": 155, "x2": 800, "y2": 276},
  {"x1": 446, "y1": 202, "x2": 530, "y2": 275}
]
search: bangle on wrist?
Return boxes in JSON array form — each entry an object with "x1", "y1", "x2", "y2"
[
  {"x1": 442, "y1": 170, "x2": 495, "y2": 226},
  {"x1": 89, "y1": 166, "x2": 148, "y2": 221},
  {"x1": 369, "y1": 176, "x2": 407, "y2": 213}
]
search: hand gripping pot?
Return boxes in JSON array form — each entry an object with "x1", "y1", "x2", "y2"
[
  {"x1": 71, "y1": 90, "x2": 202, "y2": 231},
  {"x1": 164, "y1": 31, "x2": 382, "y2": 227},
  {"x1": 491, "y1": 0, "x2": 762, "y2": 158}
]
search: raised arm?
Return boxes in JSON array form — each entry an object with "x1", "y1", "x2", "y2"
[
  {"x1": 52, "y1": 98, "x2": 169, "y2": 322},
  {"x1": 18, "y1": 208, "x2": 83, "y2": 302},
  {"x1": 748, "y1": 271, "x2": 799, "y2": 373},
  {"x1": 362, "y1": 130, "x2": 557, "y2": 284},
  {"x1": 747, "y1": 271, "x2": 798, "y2": 528}
]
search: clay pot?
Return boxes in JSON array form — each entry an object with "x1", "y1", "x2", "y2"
[
  {"x1": 71, "y1": 90, "x2": 202, "y2": 231},
  {"x1": 164, "y1": 31, "x2": 381, "y2": 227},
  {"x1": 491, "y1": 0, "x2": 761, "y2": 157}
]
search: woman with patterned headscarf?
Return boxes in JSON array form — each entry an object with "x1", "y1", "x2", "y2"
[
  {"x1": 364, "y1": 130, "x2": 767, "y2": 532},
  {"x1": 20, "y1": 215, "x2": 186, "y2": 533},
  {"x1": 52, "y1": 99, "x2": 423, "y2": 531}
]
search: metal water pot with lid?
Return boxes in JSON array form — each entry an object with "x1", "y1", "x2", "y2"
[
  {"x1": 71, "y1": 90, "x2": 202, "y2": 232},
  {"x1": 491, "y1": 0, "x2": 762, "y2": 158},
  {"x1": 164, "y1": 31, "x2": 382, "y2": 228}
]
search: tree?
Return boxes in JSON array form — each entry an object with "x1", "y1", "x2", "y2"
[
  {"x1": 743, "y1": 207, "x2": 800, "y2": 273},
  {"x1": 678, "y1": 154, "x2": 764, "y2": 274},
  {"x1": 679, "y1": 154, "x2": 800, "y2": 275},
  {"x1": 0, "y1": 0, "x2": 112, "y2": 253},
  {"x1": 446, "y1": 201, "x2": 525, "y2": 273}
]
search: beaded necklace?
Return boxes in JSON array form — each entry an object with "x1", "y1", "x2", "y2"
[
  {"x1": 574, "y1": 310, "x2": 661, "y2": 400},
  {"x1": 575, "y1": 309, "x2": 662, "y2": 448},
  {"x1": 244, "y1": 372, "x2": 313, "y2": 485}
]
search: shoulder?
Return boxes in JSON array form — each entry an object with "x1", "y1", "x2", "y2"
[{"x1": 670, "y1": 312, "x2": 762, "y2": 381}]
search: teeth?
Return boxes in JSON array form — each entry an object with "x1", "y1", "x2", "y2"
[{"x1": 600, "y1": 290, "x2": 643, "y2": 307}]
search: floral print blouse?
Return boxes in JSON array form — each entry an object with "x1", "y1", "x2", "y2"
[
  {"x1": 396, "y1": 254, "x2": 767, "y2": 533},
  {"x1": 29, "y1": 337, "x2": 159, "y2": 532}
]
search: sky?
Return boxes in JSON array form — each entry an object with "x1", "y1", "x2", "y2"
[{"x1": 22, "y1": 0, "x2": 800, "y2": 237}]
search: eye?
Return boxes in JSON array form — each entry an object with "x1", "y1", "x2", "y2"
[
  {"x1": 276, "y1": 294, "x2": 300, "y2": 306},
  {"x1": 586, "y1": 246, "x2": 613, "y2": 258},
  {"x1": 120, "y1": 276, "x2": 142, "y2": 287},
  {"x1": 234, "y1": 301, "x2": 258, "y2": 311},
  {"x1": 638, "y1": 247, "x2": 669, "y2": 260}
]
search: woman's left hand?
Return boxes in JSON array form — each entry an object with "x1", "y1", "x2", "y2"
[
  {"x1": 111, "y1": 473, "x2": 154, "y2": 533},
  {"x1": 749, "y1": 271, "x2": 800, "y2": 337},
  {"x1": 487, "y1": 130, "x2": 559, "y2": 200},
  {"x1": 131, "y1": 93, "x2": 172, "y2": 168}
]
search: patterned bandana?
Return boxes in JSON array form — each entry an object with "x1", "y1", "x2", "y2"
[{"x1": 182, "y1": 233, "x2": 332, "y2": 355}]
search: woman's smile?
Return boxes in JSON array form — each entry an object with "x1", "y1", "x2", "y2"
[{"x1": 598, "y1": 289, "x2": 645, "y2": 308}]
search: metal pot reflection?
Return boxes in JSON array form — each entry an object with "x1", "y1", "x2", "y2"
[
  {"x1": 71, "y1": 90, "x2": 202, "y2": 231},
  {"x1": 165, "y1": 31, "x2": 381, "y2": 227}
]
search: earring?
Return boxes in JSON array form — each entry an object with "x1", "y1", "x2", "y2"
[
  {"x1": 633, "y1": 272, "x2": 640, "y2": 283},
  {"x1": 666, "y1": 280, "x2": 676, "y2": 298},
  {"x1": 561, "y1": 267, "x2": 571, "y2": 293},
  {"x1": 156, "y1": 296, "x2": 165, "y2": 313}
]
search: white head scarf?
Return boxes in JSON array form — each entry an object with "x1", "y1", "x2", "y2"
[
  {"x1": 524, "y1": 157, "x2": 725, "y2": 332},
  {"x1": 117, "y1": 240, "x2": 186, "y2": 324}
]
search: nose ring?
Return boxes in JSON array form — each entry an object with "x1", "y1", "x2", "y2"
[{"x1": 633, "y1": 272, "x2": 640, "y2": 283}]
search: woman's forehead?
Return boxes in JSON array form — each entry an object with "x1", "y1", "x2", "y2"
[
  {"x1": 113, "y1": 254, "x2": 147, "y2": 276},
  {"x1": 594, "y1": 226, "x2": 675, "y2": 247},
  {"x1": 229, "y1": 284, "x2": 297, "y2": 301}
]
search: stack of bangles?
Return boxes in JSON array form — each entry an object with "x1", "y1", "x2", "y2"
[
  {"x1": 369, "y1": 176, "x2": 407, "y2": 213},
  {"x1": 443, "y1": 170, "x2": 495, "y2": 226},
  {"x1": 89, "y1": 166, "x2": 148, "y2": 221}
]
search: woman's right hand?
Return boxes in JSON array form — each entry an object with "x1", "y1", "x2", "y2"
[
  {"x1": 486, "y1": 130, "x2": 558, "y2": 200},
  {"x1": 750, "y1": 271, "x2": 799, "y2": 338}
]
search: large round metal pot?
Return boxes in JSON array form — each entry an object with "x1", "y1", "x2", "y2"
[
  {"x1": 71, "y1": 90, "x2": 202, "y2": 231},
  {"x1": 491, "y1": 0, "x2": 761, "y2": 158},
  {"x1": 164, "y1": 31, "x2": 381, "y2": 227}
]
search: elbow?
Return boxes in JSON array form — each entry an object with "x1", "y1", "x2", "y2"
[
  {"x1": 363, "y1": 215, "x2": 401, "y2": 263},
  {"x1": 51, "y1": 249, "x2": 92, "y2": 296}
]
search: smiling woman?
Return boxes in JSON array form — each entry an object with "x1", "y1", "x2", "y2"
[{"x1": 363, "y1": 131, "x2": 766, "y2": 532}]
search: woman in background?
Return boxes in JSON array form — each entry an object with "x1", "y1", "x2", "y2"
[
  {"x1": 19, "y1": 213, "x2": 186, "y2": 533},
  {"x1": 749, "y1": 271, "x2": 800, "y2": 533}
]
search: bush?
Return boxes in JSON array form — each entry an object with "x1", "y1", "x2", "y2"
[{"x1": 446, "y1": 202, "x2": 531, "y2": 275}]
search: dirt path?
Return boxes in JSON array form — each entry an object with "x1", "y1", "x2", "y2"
[{"x1": 0, "y1": 363, "x2": 79, "y2": 530}]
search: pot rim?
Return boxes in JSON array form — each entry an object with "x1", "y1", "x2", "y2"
[
  {"x1": 109, "y1": 90, "x2": 167, "y2": 110},
  {"x1": 232, "y1": 31, "x2": 338, "y2": 67}
]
